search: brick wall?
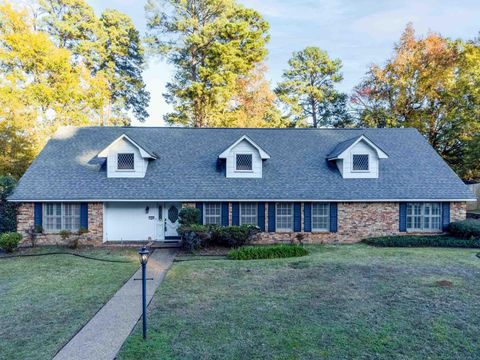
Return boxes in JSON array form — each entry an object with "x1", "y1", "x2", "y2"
[
  {"x1": 257, "y1": 202, "x2": 400, "y2": 244},
  {"x1": 451, "y1": 202, "x2": 467, "y2": 222},
  {"x1": 16, "y1": 203, "x2": 104, "y2": 246},
  {"x1": 16, "y1": 201, "x2": 468, "y2": 246}
]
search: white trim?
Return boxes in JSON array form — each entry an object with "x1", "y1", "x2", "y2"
[
  {"x1": 218, "y1": 135, "x2": 270, "y2": 159},
  {"x1": 328, "y1": 135, "x2": 388, "y2": 160},
  {"x1": 9, "y1": 198, "x2": 476, "y2": 203},
  {"x1": 97, "y1": 134, "x2": 157, "y2": 159}
]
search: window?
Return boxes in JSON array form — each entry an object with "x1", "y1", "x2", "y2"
[
  {"x1": 236, "y1": 154, "x2": 253, "y2": 171},
  {"x1": 204, "y1": 203, "x2": 221, "y2": 225},
  {"x1": 352, "y1": 154, "x2": 369, "y2": 171},
  {"x1": 117, "y1": 153, "x2": 134, "y2": 170},
  {"x1": 312, "y1": 203, "x2": 329, "y2": 231},
  {"x1": 43, "y1": 203, "x2": 81, "y2": 232},
  {"x1": 240, "y1": 203, "x2": 257, "y2": 225},
  {"x1": 276, "y1": 203, "x2": 293, "y2": 232},
  {"x1": 406, "y1": 203, "x2": 442, "y2": 231}
]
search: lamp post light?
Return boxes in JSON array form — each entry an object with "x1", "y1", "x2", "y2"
[{"x1": 138, "y1": 246, "x2": 149, "y2": 340}]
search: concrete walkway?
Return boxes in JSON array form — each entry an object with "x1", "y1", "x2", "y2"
[{"x1": 54, "y1": 249, "x2": 177, "y2": 360}]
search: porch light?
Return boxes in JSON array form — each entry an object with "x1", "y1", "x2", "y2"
[
  {"x1": 145, "y1": 206, "x2": 149, "y2": 214},
  {"x1": 139, "y1": 246, "x2": 149, "y2": 265}
]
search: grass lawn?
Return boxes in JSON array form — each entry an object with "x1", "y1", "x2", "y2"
[
  {"x1": 118, "y1": 244, "x2": 480, "y2": 360},
  {"x1": 0, "y1": 247, "x2": 138, "y2": 360}
]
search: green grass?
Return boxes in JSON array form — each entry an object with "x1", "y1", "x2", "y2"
[
  {"x1": 0, "y1": 247, "x2": 138, "y2": 360},
  {"x1": 118, "y1": 244, "x2": 480, "y2": 360}
]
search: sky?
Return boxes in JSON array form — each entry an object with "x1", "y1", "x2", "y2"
[{"x1": 89, "y1": 0, "x2": 480, "y2": 126}]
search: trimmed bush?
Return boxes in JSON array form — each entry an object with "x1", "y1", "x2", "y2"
[
  {"x1": 363, "y1": 235, "x2": 480, "y2": 248},
  {"x1": 178, "y1": 224, "x2": 261, "y2": 251},
  {"x1": 0, "y1": 232, "x2": 22, "y2": 253},
  {"x1": 228, "y1": 244, "x2": 309, "y2": 260},
  {"x1": 178, "y1": 224, "x2": 210, "y2": 251},
  {"x1": 448, "y1": 220, "x2": 480, "y2": 239},
  {"x1": 178, "y1": 208, "x2": 200, "y2": 226},
  {"x1": 211, "y1": 225, "x2": 260, "y2": 248}
]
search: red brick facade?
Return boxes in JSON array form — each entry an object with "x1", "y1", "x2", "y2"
[
  {"x1": 16, "y1": 201, "x2": 467, "y2": 246},
  {"x1": 17, "y1": 203, "x2": 104, "y2": 246}
]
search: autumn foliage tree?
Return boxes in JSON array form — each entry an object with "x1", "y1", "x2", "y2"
[
  {"x1": 0, "y1": 3, "x2": 109, "y2": 177},
  {"x1": 352, "y1": 24, "x2": 479, "y2": 179}
]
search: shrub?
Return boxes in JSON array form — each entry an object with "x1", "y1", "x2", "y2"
[
  {"x1": 228, "y1": 244, "x2": 309, "y2": 260},
  {"x1": 0, "y1": 232, "x2": 22, "y2": 252},
  {"x1": 448, "y1": 220, "x2": 480, "y2": 239},
  {"x1": 211, "y1": 225, "x2": 260, "y2": 248},
  {"x1": 178, "y1": 224, "x2": 210, "y2": 251},
  {"x1": 59, "y1": 230, "x2": 72, "y2": 241},
  {"x1": 25, "y1": 225, "x2": 42, "y2": 247},
  {"x1": 178, "y1": 208, "x2": 200, "y2": 226},
  {"x1": 363, "y1": 235, "x2": 480, "y2": 248}
]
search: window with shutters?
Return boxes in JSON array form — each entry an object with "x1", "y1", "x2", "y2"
[
  {"x1": 117, "y1": 153, "x2": 134, "y2": 170},
  {"x1": 240, "y1": 203, "x2": 257, "y2": 225},
  {"x1": 204, "y1": 203, "x2": 222, "y2": 225},
  {"x1": 276, "y1": 203, "x2": 293, "y2": 232},
  {"x1": 235, "y1": 154, "x2": 253, "y2": 171},
  {"x1": 43, "y1": 203, "x2": 81, "y2": 232},
  {"x1": 406, "y1": 203, "x2": 442, "y2": 231},
  {"x1": 312, "y1": 203, "x2": 330, "y2": 231}
]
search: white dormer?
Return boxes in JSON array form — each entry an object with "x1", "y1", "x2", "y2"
[
  {"x1": 219, "y1": 135, "x2": 270, "y2": 178},
  {"x1": 327, "y1": 135, "x2": 388, "y2": 179},
  {"x1": 98, "y1": 134, "x2": 157, "y2": 178}
]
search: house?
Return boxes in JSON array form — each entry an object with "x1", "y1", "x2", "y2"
[{"x1": 9, "y1": 126, "x2": 475, "y2": 246}]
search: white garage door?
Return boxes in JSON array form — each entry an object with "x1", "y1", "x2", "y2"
[{"x1": 104, "y1": 202, "x2": 158, "y2": 241}]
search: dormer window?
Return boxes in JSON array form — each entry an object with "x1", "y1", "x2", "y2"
[
  {"x1": 98, "y1": 134, "x2": 157, "y2": 178},
  {"x1": 236, "y1": 154, "x2": 253, "y2": 171},
  {"x1": 117, "y1": 153, "x2": 134, "y2": 170},
  {"x1": 218, "y1": 135, "x2": 270, "y2": 178},
  {"x1": 327, "y1": 134, "x2": 388, "y2": 179},
  {"x1": 352, "y1": 154, "x2": 369, "y2": 172}
]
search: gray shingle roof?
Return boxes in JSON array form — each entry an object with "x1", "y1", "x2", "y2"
[{"x1": 9, "y1": 126, "x2": 475, "y2": 201}]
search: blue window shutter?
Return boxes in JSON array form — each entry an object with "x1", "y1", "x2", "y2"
[
  {"x1": 196, "y1": 203, "x2": 203, "y2": 224},
  {"x1": 257, "y1": 203, "x2": 265, "y2": 231},
  {"x1": 222, "y1": 202, "x2": 229, "y2": 226},
  {"x1": 232, "y1": 203, "x2": 239, "y2": 225},
  {"x1": 399, "y1": 203, "x2": 407, "y2": 232},
  {"x1": 34, "y1": 203, "x2": 42, "y2": 227},
  {"x1": 80, "y1": 203, "x2": 88, "y2": 230},
  {"x1": 304, "y1": 202, "x2": 312, "y2": 232},
  {"x1": 442, "y1": 202, "x2": 450, "y2": 231},
  {"x1": 294, "y1": 202, "x2": 301, "y2": 232},
  {"x1": 329, "y1": 203, "x2": 338, "y2": 233},
  {"x1": 268, "y1": 202, "x2": 276, "y2": 232}
]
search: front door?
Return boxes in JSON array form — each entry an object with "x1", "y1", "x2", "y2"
[{"x1": 157, "y1": 203, "x2": 181, "y2": 240}]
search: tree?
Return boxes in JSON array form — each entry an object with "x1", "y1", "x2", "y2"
[
  {"x1": 0, "y1": 176, "x2": 18, "y2": 234},
  {"x1": 0, "y1": 2, "x2": 109, "y2": 177},
  {"x1": 145, "y1": 0, "x2": 270, "y2": 127},
  {"x1": 217, "y1": 64, "x2": 287, "y2": 127},
  {"x1": 275, "y1": 47, "x2": 350, "y2": 128},
  {"x1": 38, "y1": 0, "x2": 150, "y2": 123},
  {"x1": 352, "y1": 24, "x2": 479, "y2": 178}
]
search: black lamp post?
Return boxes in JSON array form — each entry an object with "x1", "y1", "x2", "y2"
[{"x1": 138, "y1": 246, "x2": 149, "y2": 339}]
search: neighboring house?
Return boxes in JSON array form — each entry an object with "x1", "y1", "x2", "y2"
[
  {"x1": 8, "y1": 126, "x2": 475, "y2": 246},
  {"x1": 465, "y1": 181, "x2": 480, "y2": 211}
]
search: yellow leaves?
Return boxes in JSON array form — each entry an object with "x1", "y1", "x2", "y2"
[{"x1": 0, "y1": 1, "x2": 113, "y2": 176}]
